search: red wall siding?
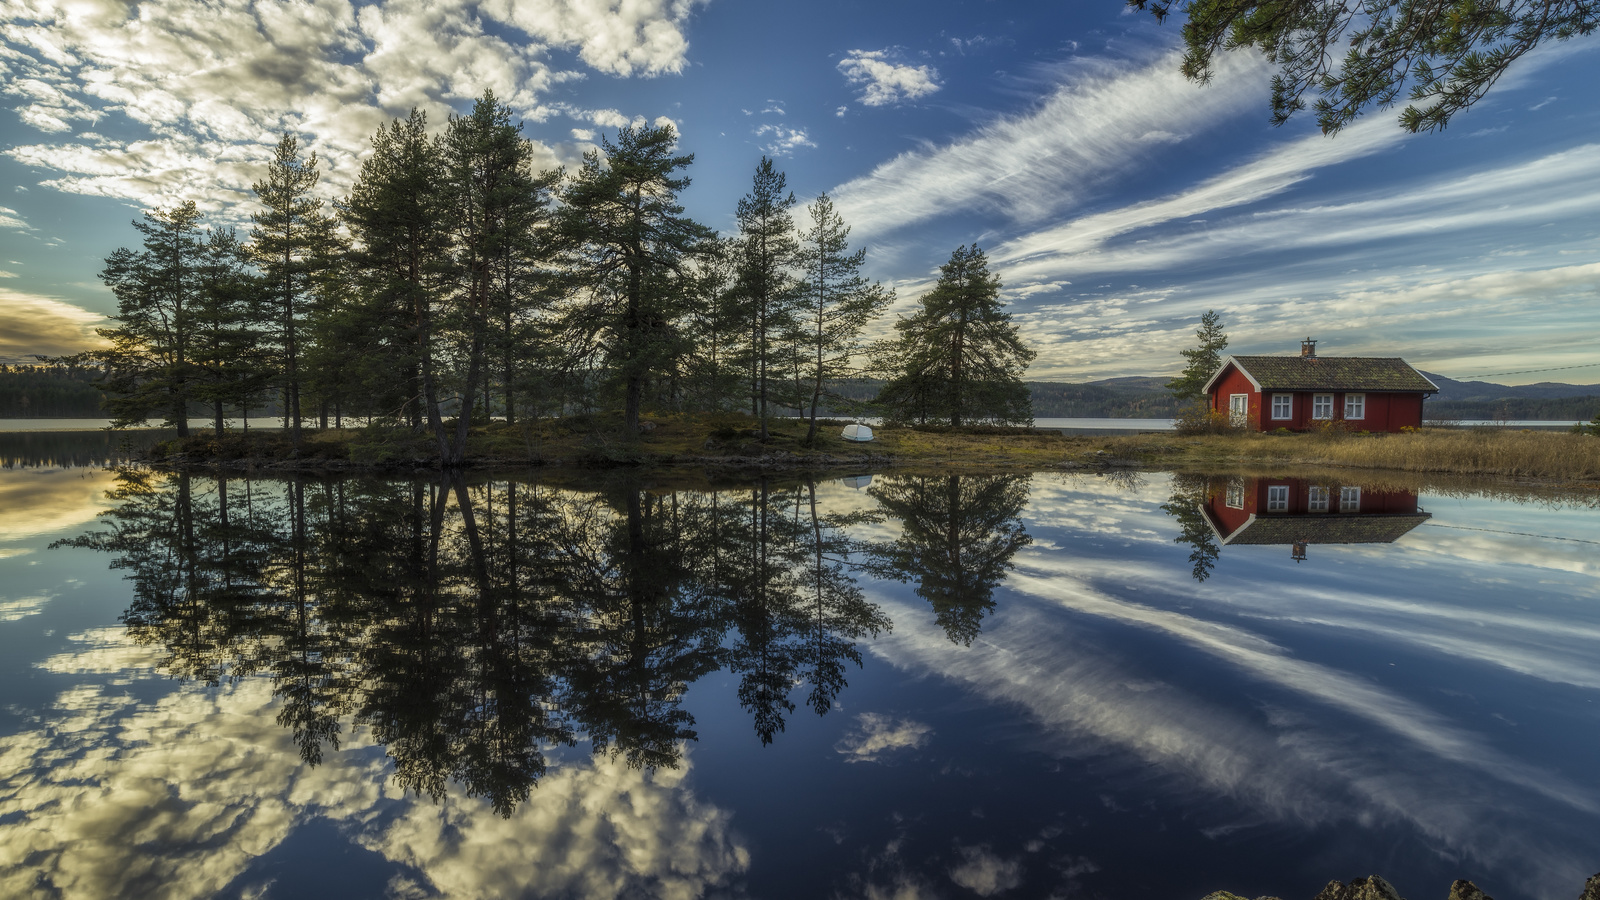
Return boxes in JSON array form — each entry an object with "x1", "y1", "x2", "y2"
[
  {"x1": 1208, "y1": 366, "x2": 1263, "y2": 429},
  {"x1": 1214, "y1": 385, "x2": 1426, "y2": 433}
]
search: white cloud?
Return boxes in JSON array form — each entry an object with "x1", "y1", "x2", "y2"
[
  {"x1": 0, "y1": 0, "x2": 703, "y2": 215},
  {"x1": 834, "y1": 713, "x2": 932, "y2": 762},
  {"x1": 755, "y1": 123, "x2": 815, "y2": 157},
  {"x1": 838, "y1": 50, "x2": 941, "y2": 107},
  {"x1": 830, "y1": 50, "x2": 1270, "y2": 239},
  {"x1": 0, "y1": 205, "x2": 31, "y2": 230}
]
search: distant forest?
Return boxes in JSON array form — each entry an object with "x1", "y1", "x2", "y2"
[
  {"x1": 0, "y1": 364, "x2": 104, "y2": 417},
  {"x1": 1426, "y1": 396, "x2": 1600, "y2": 422}
]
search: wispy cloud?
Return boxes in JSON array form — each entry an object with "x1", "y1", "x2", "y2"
[
  {"x1": 830, "y1": 50, "x2": 1270, "y2": 239},
  {"x1": 838, "y1": 50, "x2": 941, "y2": 107},
  {"x1": 0, "y1": 206, "x2": 32, "y2": 231}
]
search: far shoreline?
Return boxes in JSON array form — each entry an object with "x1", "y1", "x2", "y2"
[{"x1": 60, "y1": 414, "x2": 1597, "y2": 486}]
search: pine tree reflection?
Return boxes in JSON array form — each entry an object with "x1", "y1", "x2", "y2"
[
  {"x1": 1161, "y1": 474, "x2": 1222, "y2": 583},
  {"x1": 65, "y1": 470, "x2": 896, "y2": 812},
  {"x1": 862, "y1": 474, "x2": 1032, "y2": 646}
]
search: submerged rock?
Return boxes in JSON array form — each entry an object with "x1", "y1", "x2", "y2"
[
  {"x1": 1313, "y1": 876, "x2": 1404, "y2": 900},
  {"x1": 1447, "y1": 881, "x2": 1493, "y2": 900}
]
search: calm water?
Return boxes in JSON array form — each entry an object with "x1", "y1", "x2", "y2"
[{"x1": 1, "y1": 442, "x2": 1597, "y2": 899}]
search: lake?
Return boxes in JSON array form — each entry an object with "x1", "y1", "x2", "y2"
[{"x1": 1, "y1": 436, "x2": 1596, "y2": 899}]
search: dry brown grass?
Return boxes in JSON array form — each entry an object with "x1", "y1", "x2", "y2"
[{"x1": 1096, "y1": 427, "x2": 1600, "y2": 481}]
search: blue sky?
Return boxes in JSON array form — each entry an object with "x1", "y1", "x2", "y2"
[{"x1": 2, "y1": 0, "x2": 1598, "y2": 383}]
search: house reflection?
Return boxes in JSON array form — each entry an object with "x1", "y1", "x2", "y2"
[{"x1": 1201, "y1": 476, "x2": 1430, "y2": 561}]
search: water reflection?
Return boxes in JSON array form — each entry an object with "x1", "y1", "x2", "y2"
[
  {"x1": 56, "y1": 470, "x2": 1035, "y2": 812},
  {"x1": 861, "y1": 474, "x2": 1032, "y2": 645},
  {"x1": 8, "y1": 457, "x2": 1599, "y2": 899},
  {"x1": 1165, "y1": 474, "x2": 1434, "y2": 578}
]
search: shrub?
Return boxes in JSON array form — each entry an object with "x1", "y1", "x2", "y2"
[
  {"x1": 1573, "y1": 413, "x2": 1600, "y2": 437},
  {"x1": 1173, "y1": 400, "x2": 1243, "y2": 435}
]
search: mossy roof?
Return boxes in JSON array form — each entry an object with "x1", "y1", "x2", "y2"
[
  {"x1": 1222, "y1": 513, "x2": 1432, "y2": 545},
  {"x1": 1227, "y1": 356, "x2": 1438, "y2": 393}
]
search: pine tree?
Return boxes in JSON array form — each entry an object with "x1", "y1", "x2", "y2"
[
  {"x1": 733, "y1": 157, "x2": 799, "y2": 440},
  {"x1": 679, "y1": 238, "x2": 742, "y2": 412},
  {"x1": 189, "y1": 227, "x2": 269, "y2": 435},
  {"x1": 250, "y1": 134, "x2": 337, "y2": 444},
  {"x1": 96, "y1": 202, "x2": 207, "y2": 435},
  {"x1": 1166, "y1": 310, "x2": 1229, "y2": 401},
  {"x1": 438, "y1": 92, "x2": 560, "y2": 460},
  {"x1": 342, "y1": 109, "x2": 450, "y2": 438},
  {"x1": 557, "y1": 124, "x2": 710, "y2": 436},
  {"x1": 793, "y1": 192, "x2": 892, "y2": 444},
  {"x1": 878, "y1": 245, "x2": 1035, "y2": 427}
]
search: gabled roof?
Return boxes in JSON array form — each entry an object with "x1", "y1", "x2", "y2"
[
  {"x1": 1203, "y1": 355, "x2": 1439, "y2": 394},
  {"x1": 1202, "y1": 507, "x2": 1432, "y2": 545}
]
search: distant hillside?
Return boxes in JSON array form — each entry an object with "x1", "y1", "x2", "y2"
[{"x1": 1420, "y1": 372, "x2": 1600, "y2": 403}]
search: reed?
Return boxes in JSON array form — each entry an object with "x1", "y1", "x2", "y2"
[{"x1": 1166, "y1": 428, "x2": 1600, "y2": 480}]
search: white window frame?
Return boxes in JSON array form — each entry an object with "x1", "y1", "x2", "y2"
[
  {"x1": 1312, "y1": 394, "x2": 1334, "y2": 420},
  {"x1": 1271, "y1": 393, "x2": 1293, "y2": 420},
  {"x1": 1225, "y1": 481, "x2": 1244, "y2": 509},
  {"x1": 1339, "y1": 486, "x2": 1361, "y2": 512},
  {"x1": 1344, "y1": 393, "x2": 1365, "y2": 420},
  {"x1": 1229, "y1": 393, "x2": 1249, "y2": 427},
  {"x1": 1308, "y1": 486, "x2": 1330, "y2": 512},
  {"x1": 1267, "y1": 485, "x2": 1289, "y2": 512}
]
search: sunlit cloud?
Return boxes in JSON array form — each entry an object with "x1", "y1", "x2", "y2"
[
  {"x1": 0, "y1": 288, "x2": 106, "y2": 361},
  {"x1": 0, "y1": 0, "x2": 704, "y2": 216}
]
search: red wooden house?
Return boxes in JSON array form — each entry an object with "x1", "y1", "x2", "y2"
[{"x1": 1203, "y1": 339, "x2": 1438, "y2": 433}]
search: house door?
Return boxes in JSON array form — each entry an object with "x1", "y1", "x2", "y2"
[{"x1": 1229, "y1": 394, "x2": 1248, "y2": 427}]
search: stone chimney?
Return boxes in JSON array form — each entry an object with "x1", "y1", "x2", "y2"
[{"x1": 1300, "y1": 337, "x2": 1318, "y2": 360}]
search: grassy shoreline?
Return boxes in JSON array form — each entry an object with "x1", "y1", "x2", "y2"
[{"x1": 131, "y1": 413, "x2": 1600, "y2": 485}]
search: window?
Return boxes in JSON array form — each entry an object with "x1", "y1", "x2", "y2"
[
  {"x1": 1344, "y1": 393, "x2": 1365, "y2": 420},
  {"x1": 1312, "y1": 394, "x2": 1333, "y2": 419},
  {"x1": 1225, "y1": 481, "x2": 1244, "y2": 509},
  {"x1": 1267, "y1": 485, "x2": 1289, "y2": 512},
  {"x1": 1229, "y1": 394, "x2": 1249, "y2": 427},
  {"x1": 1340, "y1": 486, "x2": 1361, "y2": 512},
  {"x1": 1271, "y1": 394, "x2": 1293, "y2": 420},
  {"x1": 1308, "y1": 486, "x2": 1330, "y2": 512}
]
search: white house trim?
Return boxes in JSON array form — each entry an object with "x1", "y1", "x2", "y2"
[{"x1": 1201, "y1": 356, "x2": 1260, "y2": 395}]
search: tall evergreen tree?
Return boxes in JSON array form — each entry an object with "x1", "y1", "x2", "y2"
[
  {"x1": 438, "y1": 92, "x2": 559, "y2": 460},
  {"x1": 878, "y1": 245, "x2": 1035, "y2": 427},
  {"x1": 793, "y1": 192, "x2": 892, "y2": 445},
  {"x1": 342, "y1": 109, "x2": 450, "y2": 438},
  {"x1": 190, "y1": 227, "x2": 268, "y2": 435},
  {"x1": 679, "y1": 239, "x2": 742, "y2": 412},
  {"x1": 1166, "y1": 310, "x2": 1229, "y2": 401},
  {"x1": 557, "y1": 124, "x2": 710, "y2": 436},
  {"x1": 733, "y1": 157, "x2": 799, "y2": 440},
  {"x1": 250, "y1": 134, "x2": 337, "y2": 444},
  {"x1": 96, "y1": 202, "x2": 207, "y2": 435}
]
